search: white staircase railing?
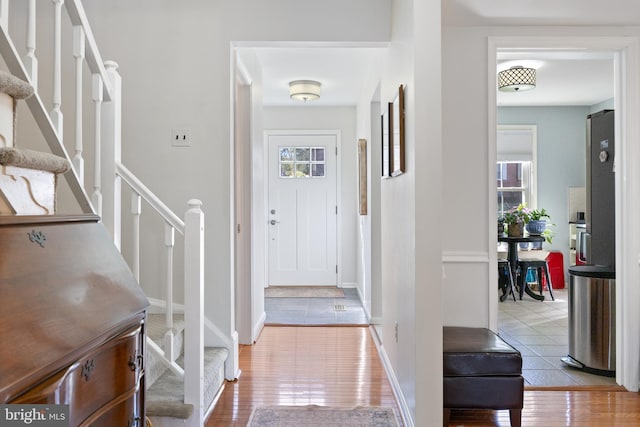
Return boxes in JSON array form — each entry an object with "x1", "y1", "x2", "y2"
[{"x1": 0, "y1": 1, "x2": 213, "y2": 425}]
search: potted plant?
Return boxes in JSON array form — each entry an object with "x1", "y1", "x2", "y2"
[
  {"x1": 501, "y1": 204, "x2": 531, "y2": 237},
  {"x1": 526, "y1": 208, "x2": 550, "y2": 236}
]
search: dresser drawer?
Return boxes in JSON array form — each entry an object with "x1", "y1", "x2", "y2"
[
  {"x1": 81, "y1": 387, "x2": 143, "y2": 427},
  {"x1": 12, "y1": 324, "x2": 144, "y2": 425}
]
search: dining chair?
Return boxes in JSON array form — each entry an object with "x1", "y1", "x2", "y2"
[
  {"x1": 498, "y1": 251, "x2": 517, "y2": 302},
  {"x1": 517, "y1": 250, "x2": 555, "y2": 301}
]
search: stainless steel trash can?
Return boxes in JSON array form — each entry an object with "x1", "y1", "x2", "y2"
[{"x1": 562, "y1": 265, "x2": 615, "y2": 376}]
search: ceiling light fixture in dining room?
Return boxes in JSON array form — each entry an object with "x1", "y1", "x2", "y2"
[
  {"x1": 289, "y1": 80, "x2": 321, "y2": 102},
  {"x1": 498, "y1": 66, "x2": 536, "y2": 92}
]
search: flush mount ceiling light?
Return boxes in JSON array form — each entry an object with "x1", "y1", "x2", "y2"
[
  {"x1": 498, "y1": 66, "x2": 536, "y2": 92},
  {"x1": 289, "y1": 80, "x2": 321, "y2": 102}
]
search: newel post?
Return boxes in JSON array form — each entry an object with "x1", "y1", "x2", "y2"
[
  {"x1": 101, "y1": 61, "x2": 122, "y2": 248},
  {"x1": 184, "y1": 199, "x2": 204, "y2": 427}
]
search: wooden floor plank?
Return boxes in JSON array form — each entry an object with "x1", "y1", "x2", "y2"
[
  {"x1": 205, "y1": 325, "x2": 640, "y2": 426},
  {"x1": 206, "y1": 326, "x2": 402, "y2": 426}
]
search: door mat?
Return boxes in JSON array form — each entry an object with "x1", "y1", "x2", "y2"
[
  {"x1": 265, "y1": 286, "x2": 344, "y2": 298},
  {"x1": 248, "y1": 405, "x2": 399, "y2": 427}
]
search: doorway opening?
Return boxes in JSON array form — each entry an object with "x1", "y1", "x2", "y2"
[
  {"x1": 233, "y1": 44, "x2": 385, "y2": 332},
  {"x1": 489, "y1": 36, "x2": 640, "y2": 392}
]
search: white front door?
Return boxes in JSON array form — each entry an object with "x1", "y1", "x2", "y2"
[{"x1": 267, "y1": 132, "x2": 337, "y2": 286}]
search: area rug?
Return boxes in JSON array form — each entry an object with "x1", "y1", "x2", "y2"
[
  {"x1": 265, "y1": 286, "x2": 344, "y2": 298},
  {"x1": 247, "y1": 405, "x2": 399, "y2": 427}
]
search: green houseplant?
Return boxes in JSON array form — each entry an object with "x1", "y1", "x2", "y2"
[
  {"x1": 502, "y1": 204, "x2": 531, "y2": 237},
  {"x1": 501, "y1": 204, "x2": 554, "y2": 243},
  {"x1": 526, "y1": 208, "x2": 551, "y2": 238}
]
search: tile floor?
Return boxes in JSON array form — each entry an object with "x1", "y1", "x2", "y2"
[
  {"x1": 265, "y1": 287, "x2": 368, "y2": 325},
  {"x1": 499, "y1": 287, "x2": 617, "y2": 387}
]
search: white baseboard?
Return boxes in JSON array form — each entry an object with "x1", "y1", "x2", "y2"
[
  {"x1": 340, "y1": 282, "x2": 357, "y2": 288},
  {"x1": 253, "y1": 312, "x2": 266, "y2": 343},
  {"x1": 354, "y1": 286, "x2": 372, "y2": 322},
  {"x1": 369, "y1": 326, "x2": 414, "y2": 427}
]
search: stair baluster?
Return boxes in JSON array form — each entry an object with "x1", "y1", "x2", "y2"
[
  {"x1": 23, "y1": 0, "x2": 37, "y2": 89},
  {"x1": 131, "y1": 192, "x2": 141, "y2": 281},
  {"x1": 164, "y1": 223, "x2": 176, "y2": 362},
  {"x1": 50, "y1": 0, "x2": 64, "y2": 139},
  {"x1": 0, "y1": 0, "x2": 7, "y2": 31},
  {"x1": 72, "y1": 26, "x2": 85, "y2": 183},
  {"x1": 91, "y1": 73, "x2": 103, "y2": 215}
]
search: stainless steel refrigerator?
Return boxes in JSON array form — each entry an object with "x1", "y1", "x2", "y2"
[
  {"x1": 585, "y1": 109, "x2": 616, "y2": 268},
  {"x1": 563, "y1": 110, "x2": 616, "y2": 376}
]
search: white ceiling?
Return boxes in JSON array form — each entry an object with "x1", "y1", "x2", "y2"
[
  {"x1": 250, "y1": 47, "x2": 386, "y2": 107},
  {"x1": 250, "y1": 47, "x2": 614, "y2": 108},
  {"x1": 248, "y1": 0, "x2": 636, "y2": 108},
  {"x1": 497, "y1": 52, "x2": 614, "y2": 107},
  {"x1": 443, "y1": 0, "x2": 640, "y2": 26}
]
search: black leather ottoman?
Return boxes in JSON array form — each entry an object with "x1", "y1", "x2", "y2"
[{"x1": 443, "y1": 327, "x2": 523, "y2": 427}]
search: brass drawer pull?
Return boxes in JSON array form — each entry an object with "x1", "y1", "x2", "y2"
[
  {"x1": 128, "y1": 353, "x2": 144, "y2": 372},
  {"x1": 27, "y1": 230, "x2": 46, "y2": 248},
  {"x1": 81, "y1": 358, "x2": 95, "y2": 381}
]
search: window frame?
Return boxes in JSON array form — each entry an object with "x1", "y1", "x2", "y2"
[{"x1": 496, "y1": 125, "x2": 538, "y2": 215}]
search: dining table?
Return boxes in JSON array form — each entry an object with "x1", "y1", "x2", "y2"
[{"x1": 498, "y1": 234, "x2": 546, "y2": 301}]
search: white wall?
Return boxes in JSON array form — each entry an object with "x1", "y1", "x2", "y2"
[
  {"x1": 354, "y1": 53, "x2": 385, "y2": 320},
  {"x1": 75, "y1": 0, "x2": 391, "y2": 351},
  {"x1": 236, "y1": 49, "x2": 266, "y2": 344},
  {"x1": 442, "y1": 25, "x2": 640, "y2": 329},
  {"x1": 263, "y1": 106, "x2": 358, "y2": 287},
  {"x1": 376, "y1": 0, "x2": 443, "y2": 424}
]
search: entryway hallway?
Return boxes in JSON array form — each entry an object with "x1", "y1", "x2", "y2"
[{"x1": 265, "y1": 287, "x2": 368, "y2": 325}]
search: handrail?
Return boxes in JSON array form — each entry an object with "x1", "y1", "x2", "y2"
[
  {"x1": 116, "y1": 162, "x2": 185, "y2": 233},
  {"x1": 64, "y1": 0, "x2": 113, "y2": 102}
]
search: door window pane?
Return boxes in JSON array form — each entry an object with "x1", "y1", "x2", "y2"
[
  {"x1": 312, "y1": 148, "x2": 325, "y2": 161},
  {"x1": 295, "y1": 148, "x2": 310, "y2": 161},
  {"x1": 296, "y1": 164, "x2": 310, "y2": 177},
  {"x1": 312, "y1": 164, "x2": 325, "y2": 177},
  {"x1": 280, "y1": 163, "x2": 294, "y2": 178},
  {"x1": 280, "y1": 148, "x2": 295, "y2": 161},
  {"x1": 279, "y1": 146, "x2": 326, "y2": 179}
]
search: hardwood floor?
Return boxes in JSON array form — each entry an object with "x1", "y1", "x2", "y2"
[
  {"x1": 206, "y1": 325, "x2": 640, "y2": 426},
  {"x1": 206, "y1": 326, "x2": 402, "y2": 426},
  {"x1": 449, "y1": 389, "x2": 640, "y2": 426}
]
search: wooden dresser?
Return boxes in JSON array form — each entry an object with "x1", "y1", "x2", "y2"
[{"x1": 0, "y1": 215, "x2": 149, "y2": 427}]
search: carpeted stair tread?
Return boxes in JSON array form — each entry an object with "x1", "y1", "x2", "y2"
[
  {"x1": 146, "y1": 347, "x2": 229, "y2": 419},
  {"x1": 147, "y1": 313, "x2": 185, "y2": 344},
  {"x1": 146, "y1": 313, "x2": 186, "y2": 388}
]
